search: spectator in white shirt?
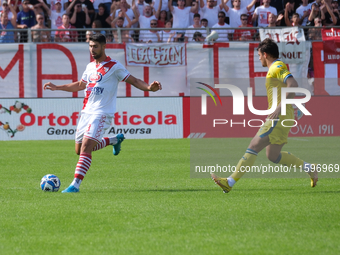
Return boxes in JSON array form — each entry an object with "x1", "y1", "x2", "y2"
[
  {"x1": 161, "y1": 20, "x2": 176, "y2": 42},
  {"x1": 48, "y1": 0, "x2": 66, "y2": 39},
  {"x1": 224, "y1": 0, "x2": 256, "y2": 28},
  {"x1": 135, "y1": 1, "x2": 161, "y2": 41},
  {"x1": 185, "y1": 13, "x2": 206, "y2": 41},
  {"x1": 296, "y1": 0, "x2": 311, "y2": 26},
  {"x1": 153, "y1": 0, "x2": 168, "y2": 12},
  {"x1": 1, "y1": 0, "x2": 15, "y2": 20},
  {"x1": 168, "y1": 0, "x2": 198, "y2": 37},
  {"x1": 211, "y1": 11, "x2": 234, "y2": 41},
  {"x1": 109, "y1": 0, "x2": 137, "y2": 27},
  {"x1": 201, "y1": 18, "x2": 208, "y2": 27},
  {"x1": 189, "y1": 1, "x2": 199, "y2": 25},
  {"x1": 252, "y1": 0, "x2": 277, "y2": 27},
  {"x1": 140, "y1": 18, "x2": 161, "y2": 42},
  {"x1": 199, "y1": 0, "x2": 228, "y2": 28},
  {"x1": 136, "y1": 0, "x2": 161, "y2": 28},
  {"x1": 47, "y1": 0, "x2": 68, "y2": 13}
]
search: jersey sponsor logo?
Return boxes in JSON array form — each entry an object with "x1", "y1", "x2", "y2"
[
  {"x1": 89, "y1": 87, "x2": 104, "y2": 95},
  {"x1": 89, "y1": 73, "x2": 103, "y2": 83}
]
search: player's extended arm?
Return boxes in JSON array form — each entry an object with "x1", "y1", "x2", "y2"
[
  {"x1": 125, "y1": 75, "x2": 162, "y2": 91},
  {"x1": 43, "y1": 81, "x2": 86, "y2": 92}
]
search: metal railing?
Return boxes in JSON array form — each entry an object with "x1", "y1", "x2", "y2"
[{"x1": 0, "y1": 26, "x2": 326, "y2": 44}]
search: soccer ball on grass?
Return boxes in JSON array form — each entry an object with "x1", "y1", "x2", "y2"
[{"x1": 40, "y1": 174, "x2": 61, "y2": 192}]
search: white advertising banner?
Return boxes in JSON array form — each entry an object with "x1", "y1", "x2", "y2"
[
  {"x1": 125, "y1": 43, "x2": 186, "y2": 67},
  {"x1": 259, "y1": 27, "x2": 307, "y2": 64},
  {"x1": 0, "y1": 41, "x2": 315, "y2": 98},
  {"x1": 0, "y1": 97, "x2": 183, "y2": 140}
]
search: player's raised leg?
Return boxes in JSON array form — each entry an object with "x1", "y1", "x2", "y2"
[{"x1": 91, "y1": 134, "x2": 125, "y2": 155}]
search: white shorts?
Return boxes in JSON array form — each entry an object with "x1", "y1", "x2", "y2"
[{"x1": 75, "y1": 113, "x2": 112, "y2": 144}]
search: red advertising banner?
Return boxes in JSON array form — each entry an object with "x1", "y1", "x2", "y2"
[
  {"x1": 184, "y1": 96, "x2": 340, "y2": 138},
  {"x1": 322, "y1": 28, "x2": 340, "y2": 64}
]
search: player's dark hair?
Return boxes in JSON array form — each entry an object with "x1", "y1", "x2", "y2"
[
  {"x1": 194, "y1": 13, "x2": 201, "y2": 18},
  {"x1": 89, "y1": 33, "x2": 106, "y2": 45},
  {"x1": 292, "y1": 13, "x2": 299, "y2": 18},
  {"x1": 257, "y1": 38, "x2": 279, "y2": 59},
  {"x1": 201, "y1": 18, "x2": 208, "y2": 23},
  {"x1": 117, "y1": 17, "x2": 124, "y2": 21}
]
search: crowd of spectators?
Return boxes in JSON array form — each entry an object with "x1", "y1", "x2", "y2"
[{"x1": 0, "y1": 0, "x2": 337, "y2": 43}]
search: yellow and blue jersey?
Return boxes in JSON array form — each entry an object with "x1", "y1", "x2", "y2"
[
  {"x1": 257, "y1": 59, "x2": 295, "y2": 144},
  {"x1": 266, "y1": 59, "x2": 293, "y2": 113}
]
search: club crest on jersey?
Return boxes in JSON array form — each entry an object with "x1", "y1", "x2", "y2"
[{"x1": 89, "y1": 73, "x2": 103, "y2": 83}]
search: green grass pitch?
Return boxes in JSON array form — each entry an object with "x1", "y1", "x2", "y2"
[{"x1": 1, "y1": 137, "x2": 339, "y2": 255}]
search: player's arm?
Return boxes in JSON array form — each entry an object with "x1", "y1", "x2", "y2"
[
  {"x1": 285, "y1": 76, "x2": 298, "y2": 98},
  {"x1": 43, "y1": 81, "x2": 86, "y2": 92},
  {"x1": 125, "y1": 75, "x2": 162, "y2": 91}
]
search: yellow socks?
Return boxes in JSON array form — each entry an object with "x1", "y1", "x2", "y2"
[{"x1": 230, "y1": 148, "x2": 258, "y2": 183}]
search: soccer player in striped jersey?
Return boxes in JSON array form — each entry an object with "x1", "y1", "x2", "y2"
[
  {"x1": 43, "y1": 33, "x2": 162, "y2": 193},
  {"x1": 211, "y1": 38, "x2": 318, "y2": 193}
]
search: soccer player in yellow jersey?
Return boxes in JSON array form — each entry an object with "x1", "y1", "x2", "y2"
[{"x1": 211, "y1": 38, "x2": 318, "y2": 193}]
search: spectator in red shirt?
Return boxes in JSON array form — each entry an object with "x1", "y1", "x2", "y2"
[
  {"x1": 233, "y1": 14, "x2": 255, "y2": 41},
  {"x1": 55, "y1": 13, "x2": 78, "y2": 42},
  {"x1": 157, "y1": 9, "x2": 167, "y2": 27}
]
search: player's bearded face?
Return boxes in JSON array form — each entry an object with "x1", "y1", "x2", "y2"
[{"x1": 90, "y1": 42, "x2": 104, "y2": 59}]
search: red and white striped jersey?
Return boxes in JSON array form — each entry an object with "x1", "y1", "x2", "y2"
[{"x1": 81, "y1": 56, "x2": 130, "y2": 116}]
